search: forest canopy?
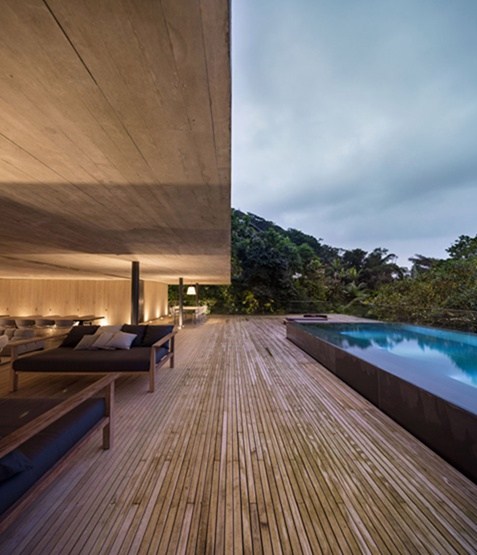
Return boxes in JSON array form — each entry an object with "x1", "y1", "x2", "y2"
[{"x1": 172, "y1": 210, "x2": 477, "y2": 331}]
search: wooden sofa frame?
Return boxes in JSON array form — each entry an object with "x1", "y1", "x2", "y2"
[
  {"x1": 11, "y1": 330, "x2": 176, "y2": 393},
  {"x1": 0, "y1": 373, "x2": 118, "y2": 533}
]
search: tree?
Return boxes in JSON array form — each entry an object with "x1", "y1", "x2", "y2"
[
  {"x1": 198, "y1": 209, "x2": 477, "y2": 328},
  {"x1": 446, "y1": 234, "x2": 477, "y2": 260},
  {"x1": 409, "y1": 254, "x2": 440, "y2": 276},
  {"x1": 372, "y1": 246, "x2": 477, "y2": 330},
  {"x1": 287, "y1": 228, "x2": 339, "y2": 263},
  {"x1": 359, "y1": 248, "x2": 404, "y2": 290},
  {"x1": 341, "y1": 248, "x2": 367, "y2": 272}
]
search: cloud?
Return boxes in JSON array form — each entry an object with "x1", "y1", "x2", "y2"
[{"x1": 232, "y1": 0, "x2": 477, "y2": 265}]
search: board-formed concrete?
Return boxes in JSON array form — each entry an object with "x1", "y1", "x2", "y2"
[{"x1": 0, "y1": 0, "x2": 231, "y2": 284}]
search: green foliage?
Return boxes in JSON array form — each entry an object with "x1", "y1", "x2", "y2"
[
  {"x1": 372, "y1": 252, "x2": 477, "y2": 330},
  {"x1": 230, "y1": 215, "x2": 303, "y2": 312},
  {"x1": 408, "y1": 254, "x2": 440, "y2": 276},
  {"x1": 202, "y1": 209, "x2": 407, "y2": 315},
  {"x1": 446, "y1": 234, "x2": 477, "y2": 260},
  {"x1": 174, "y1": 211, "x2": 477, "y2": 331}
]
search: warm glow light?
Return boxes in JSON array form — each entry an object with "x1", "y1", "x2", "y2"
[{"x1": 186, "y1": 286, "x2": 196, "y2": 295}]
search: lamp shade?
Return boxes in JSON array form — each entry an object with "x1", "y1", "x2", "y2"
[{"x1": 186, "y1": 286, "x2": 196, "y2": 295}]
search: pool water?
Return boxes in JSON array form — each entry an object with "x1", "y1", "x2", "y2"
[{"x1": 305, "y1": 323, "x2": 477, "y2": 389}]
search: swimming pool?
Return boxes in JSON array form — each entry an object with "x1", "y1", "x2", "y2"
[
  {"x1": 286, "y1": 320, "x2": 477, "y2": 482},
  {"x1": 305, "y1": 322, "x2": 477, "y2": 408}
]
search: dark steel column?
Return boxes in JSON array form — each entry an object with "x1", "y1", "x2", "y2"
[
  {"x1": 131, "y1": 261, "x2": 140, "y2": 325},
  {"x1": 178, "y1": 277, "x2": 184, "y2": 328}
]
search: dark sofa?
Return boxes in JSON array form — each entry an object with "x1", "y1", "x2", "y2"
[
  {"x1": 0, "y1": 374, "x2": 116, "y2": 531},
  {"x1": 12, "y1": 324, "x2": 176, "y2": 393}
]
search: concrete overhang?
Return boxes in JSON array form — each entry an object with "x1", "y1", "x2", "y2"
[{"x1": 0, "y1": 0, "x2": 231, "y2": 284}]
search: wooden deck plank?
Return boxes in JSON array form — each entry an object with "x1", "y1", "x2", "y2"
[
  {"x1": 0, "y1": 316, "x2": 476, "y2": 554},
  {"x1": 272, "y1": 376, "x2": 428, "y2": 552}
]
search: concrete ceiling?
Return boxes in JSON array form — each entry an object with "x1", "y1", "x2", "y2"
[{"x1": 0, "y1": 0, "x2": 231, "y2": 284}]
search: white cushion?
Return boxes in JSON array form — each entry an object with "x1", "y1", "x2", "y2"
[
  {"x1": 74, "y1": 334, "x2": 99, "y2": 350},
  {"x1": 74, "y1": 330, "x2": 137, "y2": 350},
  {"x1": 106, "y1": 331, "x2": 137, "y2": 350},
  {"x1": 91, "y1": 332, "x2": 116, "y2": 350}
]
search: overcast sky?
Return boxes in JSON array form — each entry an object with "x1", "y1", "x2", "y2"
[{"x1": 231, "y1": 0, "x2": 477, "y2": 266}]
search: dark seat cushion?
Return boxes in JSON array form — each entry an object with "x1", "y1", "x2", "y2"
[
  {"x1": 13, "y1": 346, "x2": 169, "y2": 373},
  {"x1": 0, "y1": 398, "x2": 105, "y2": 515}
]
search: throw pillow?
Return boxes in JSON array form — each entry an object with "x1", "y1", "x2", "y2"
[
  {"x1": 91, "y1": 332, "x2": 115, "y2": 350},
  {"x1": 61, "y1": 326, "x2": 99, "y2": 348},
  {"x1": 121, "y1": 325, "x2": 146, "y2": 347},
  {"x1": 74, "y1": 334, "x2": 99, "y2": 350},
  {"x1": 0, "y1": 449, "x2": 33, "y2": 482},
  {"x1": 107, "y1": 331, "x2": 137, "y2": 350}
]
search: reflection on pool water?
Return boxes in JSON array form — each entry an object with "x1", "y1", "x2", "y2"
[{"x1": 305, "y1": 323, "x2": 477, "y2": 389}]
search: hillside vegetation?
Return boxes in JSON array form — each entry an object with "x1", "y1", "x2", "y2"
[{"x1": 177, "y1": 210, "x2": 477, "y2": 331}]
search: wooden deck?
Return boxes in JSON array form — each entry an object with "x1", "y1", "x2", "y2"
[{"x1": 0, "y1": 316, "x2": 476, "y2": 554}]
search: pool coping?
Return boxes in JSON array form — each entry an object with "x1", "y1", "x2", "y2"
[{"x1": 286, "y1": 320, "x2": 477, "y2": 484}]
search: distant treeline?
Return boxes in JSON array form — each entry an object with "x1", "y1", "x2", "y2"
[{"x1": 171, "y1": 209, "x2": 477, "y2": 331}]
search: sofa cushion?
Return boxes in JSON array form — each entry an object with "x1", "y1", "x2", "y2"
[
  {"x1": 0, "y1": 449, "x2": 33, "y2": 482},
  {"x1": 74, "y1": 334, "x2": 99, "y2": 350},
  {"x1": 13, "y1": 347, "x2": 168, "y2": 373},
  {"x1": 61, "y1": 326, "x2": 99, "y2": 348},
  {"x1": 0, "y1": 398, "x2": 105, "y2": 516},
  {"x1": 74, "y1": 331, "x2": 137, "y2": 351},
  {"x1": 91, "y1": 332, "x2": 115, "y2": 350},
  {"x1": 96, "y1": 325, "x2": 122, "y2": 335},
  {"x1": 121, "y1": 325, "x2": 146, "y2": 347},
  {"x1": 106, "y1": 331, "x2": 137, "y2": 350},
  {"x1": 142, "y1": 325, "x2": 174, "y2": 348}
]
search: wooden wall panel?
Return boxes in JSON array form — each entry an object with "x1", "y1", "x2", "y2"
[
  {"x1": 0, "y1": 279, "x2": 168, "y2": 325},
  {"x1": 143, "y1": 281, "x2": 169, "y2": 322}
]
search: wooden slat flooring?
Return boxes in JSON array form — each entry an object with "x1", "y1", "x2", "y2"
[{"x1": 0, "y1": 316, "x2": 476, "y2": 554}]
